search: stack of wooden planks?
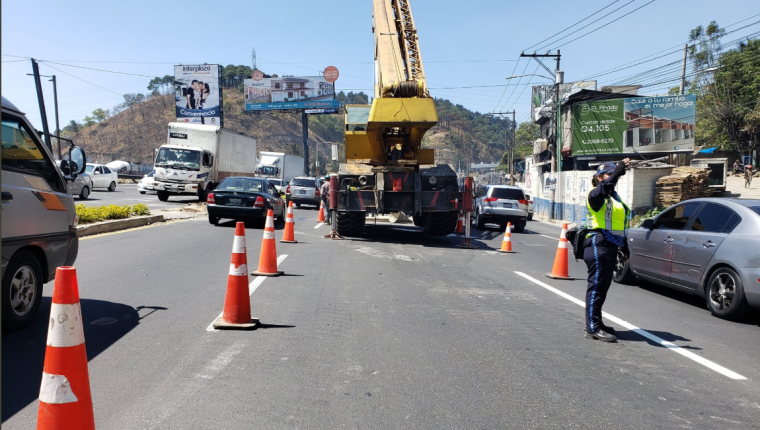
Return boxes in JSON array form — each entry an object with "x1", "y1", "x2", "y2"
[{"x1": 654, "y1": 167, "x2": 713, "y2": 207}]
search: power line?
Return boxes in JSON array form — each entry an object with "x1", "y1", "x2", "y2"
[
  {"x1": 492, "y1": 57, "x2": 523, "y2": 112},
  {"x1": 41, "y1": 63, "x2": 123, "y2": 96},
  {"x1": 523, "y1": 0, "x2": 624, "y2": 51}
]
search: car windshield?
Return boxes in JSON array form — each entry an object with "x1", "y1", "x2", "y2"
[
  {"x1": 154, "y1": 147, "x2": 201, "y2": 171},
  {"x1": 291, "y1": 178, "x2": 315, "y2": 187},
  {"x1": 217, "y1": 178, "x2": 264, "y2": 192},
  {"x1": 490, "y1": 188, "x2": 524, "y2": 200},
  {"x1": 85, "y1": 165, "x2": 94, "y2": 173}
]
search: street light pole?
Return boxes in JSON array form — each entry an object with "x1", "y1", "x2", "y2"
[{"x1": 51, "y1": 75, "x2": 61, "y2": 160}]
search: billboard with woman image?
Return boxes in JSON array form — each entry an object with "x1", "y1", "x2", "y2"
[{"x1": 174, "y1": 64, "x2": 224, "y2": 126}]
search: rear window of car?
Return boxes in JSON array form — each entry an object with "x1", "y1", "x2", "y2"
[
  {"x1": 490, "y1": 188, "x2": 524, "y2": 200},
  {"x1": 749, "y1": 206, "x2": 760, "y2": 217},
  {"x1": 218, "y1": 178, "x2": 264, "y2": 192},
  {"x1": 690, "y1": 203, "x2": 740, "y2": 233},
  {"x1": 291, "y1": 178, "x2": 315, "y2": 187}
]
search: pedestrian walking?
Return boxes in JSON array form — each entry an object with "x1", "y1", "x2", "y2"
[
  {"x1": 320, "y1": 175, "x2": 331, "y2": 224},
  {"x1": 583, "y1": 158, "x2": 631, "y2": 343},
  {"x1": 745, "y1": 165, "x2": 753, "y2": 189}
]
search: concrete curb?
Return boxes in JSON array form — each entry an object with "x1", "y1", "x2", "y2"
[{"x1": 76, "y1": 215, "x2": 165, "y2": 237}]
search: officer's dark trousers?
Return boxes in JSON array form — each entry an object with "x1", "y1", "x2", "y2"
[{"x1": 582, "y1": 233, "x2": 619, "y2": 333}]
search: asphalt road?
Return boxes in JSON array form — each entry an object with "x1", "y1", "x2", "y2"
[
  {"x1": 77, "y1": 183, "x2": 200, "y2": 211},
  {"x1": 3, "y1": 211, "x2": 760, "y2": 429}
]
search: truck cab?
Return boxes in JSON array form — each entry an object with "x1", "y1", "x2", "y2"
[{"x1": 153, "y1": 123, "x2": 219, "y2": 202}]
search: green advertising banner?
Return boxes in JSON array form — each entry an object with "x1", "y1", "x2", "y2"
[{"x1": 572, "y1": 95, "x2": 696, "y2": 156}]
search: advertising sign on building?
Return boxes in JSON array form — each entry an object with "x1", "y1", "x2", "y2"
[
  {"x1": 174, "y1": 65, "x2": 224, "y2": 126},
  {"x1": 572, "y1": 94, "x2": 696, "y2": 156},
  {"x1": 244, "y1": 76, "x2": 340, "y2": 111}
]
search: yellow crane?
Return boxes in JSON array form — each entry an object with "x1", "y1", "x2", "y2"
[{"x1": 334, "y1": 0, "x2": 461, "y2": 237}]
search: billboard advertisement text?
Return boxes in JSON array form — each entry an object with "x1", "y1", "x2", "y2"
[
  {"x1": 174, "y1": 65, "x2": 224, "y2": 126},
  {"x1": 244, "y1": 76, "x2": 339, "y2": 111},
  {"x1": 572, "y1": 94, "x2": 696, "y2": 156}
]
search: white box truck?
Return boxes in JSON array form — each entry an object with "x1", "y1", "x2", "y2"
[
  {"x1": 154, "y1": 123, "x2": 257, "y2": 201},
  {"x1": 256, "y1": 151, "x2": 304, "y2": 185}
]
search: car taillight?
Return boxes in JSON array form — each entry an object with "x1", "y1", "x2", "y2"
[
  {"x1": 484, "y1": 197, "x2": 498, "y2": 202},
  {"x1": 518, "y1": 199, "x2": 528, "y2": 204},
  {"x1": 207, "y1": 192, "x2": 215, "y2": 204},
  {"x1": 286, "y1": 185, "x2": 291, "y2": 194},
  {"x1": 254, "y1": 196, "x2": 265, "y2": 208},
  {"x1": 315, "y1": 188, "x2": 320, "y2": 197}
]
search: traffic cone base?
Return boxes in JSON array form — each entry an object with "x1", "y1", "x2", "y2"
[
  {"x1": 545, "y1": 222, "x2": 575, "y2": 280},
  {"x1": 252, "y1": 210, "x2": 284, "y2": 276},
  {"x1": 215, "y1": 222, "x2": 260, "y2": 330},
  {"x1": 281, "y1": 201, "x2": 298, "y2": 243}
]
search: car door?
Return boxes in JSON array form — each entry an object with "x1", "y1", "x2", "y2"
[
  {"x1": 669, "y1": 203, "x2": 740, "y2": 289},
  {"x1": 631, "y1": 202, "x2": 700, "y2": 283},
  {"x1": 103, "y1": 166, "x2": 115, "y2": 187},
  {"x1": 92, "y1": 166, "x2": 103, "y2": 187}
]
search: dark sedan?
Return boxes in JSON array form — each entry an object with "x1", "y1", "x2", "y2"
[
  {"x1": 614, "y1": 198, "x2": 760, "y2": 320},
  {"x1": 207, "y1": 177, "x2": 285, "y2": 227}
]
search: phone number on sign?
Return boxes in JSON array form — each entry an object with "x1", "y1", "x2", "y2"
[{"x1": 582, "y1": 138, "x2": 615, "y2": 145}]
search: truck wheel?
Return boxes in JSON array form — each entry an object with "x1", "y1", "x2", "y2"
[
  {"x1": 412, "y1": 213, "x2": 424, "y2": 227},
  {"x1": 108, "y1": 181, "x2": 116, "y2": 192},
  {"x1": 79, "y1": 186, "x2": 90, "y2": 200},
  {"x1": 423, "y1": 211, "x2": 458, "y2": 236},
  {"x1": 198, "y1": 188, "x2": 208, "y2": 202},
  {"x1": 336, "y1": 212, "x2": 365, "y2": 237},
  {"x1": 2, "y1": 250, "x2": 44, "y2": 331},
  {"x1": 157, "y1": 191, "x2": 169, "y2": 202}
]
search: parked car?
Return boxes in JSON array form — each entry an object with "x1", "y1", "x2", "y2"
[
  {"x1": 472, "y1": 185, "x2": 529, "y2": 232},
  {"x1": 85, "y1": 163, "x2": 118, "y2": 191},
  {"x1": 137, "y1": 171, "x2": 155, "y2": 194},
  {"x1": 268, "y1": 178, "x2": 285, "y2": 194},
  {"x1": 2, "y1": 95, "x2": 86, "y2": 330},
  {"x1": 57, "y1": 160, "x2": 93, "y2": 199},
  {"x1": 286, "y1": 176, "x2": 322, "y2": 207},
  {"x1": 206, "y1": 177, "x2": 285, "y2": 226},
  {"x1": 524, "y1": 192, "x2": 535, "y2": 221},
  {"x1": 614, "y1": 198, "x2": 760, "y2": 320}
]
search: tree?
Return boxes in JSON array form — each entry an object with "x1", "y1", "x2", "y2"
[
  {"x1": 147, "y1": 77, "x2": 163, "y2": 93},
  {"x1": 688, "y1": 21, "x2": 726, "y2": 93},
  {"x1": 63, "y1": 119, "x2": 80, "y2": 134},
  {"x1": 92, "y1": 108, "x2": 108, "y2": 122},
  {"x1": 514, "y1": 122, "x2": 539, "y2": 158}
]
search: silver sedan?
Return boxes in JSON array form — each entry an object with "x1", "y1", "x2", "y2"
[{"x1": 614, "y1": 198, "x2": 760, "y2": 320}]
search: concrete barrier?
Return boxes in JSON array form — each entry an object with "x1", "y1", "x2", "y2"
[{"x1": 76, "y1": 215, "x2": 165, "y2": 237}]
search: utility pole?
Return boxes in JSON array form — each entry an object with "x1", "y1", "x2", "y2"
[
  {"x1": 679, "y1": 43, "x2": 688, "y2": 95},
  {"x1": 51, "y1": 76, "x2": 61, "y2": 159},
  {"x1": 520, "y1": 50, "x2": 561, "y2": 218},
  {"x1": 302, "y1": 111, "x2": 310, "y2": 176},
  {"x1": 30, "y1": 58, "x2": 52, "y2": 152},
  {"x1": 491, "y1": 110, "x2": 516, "y2": 185}
]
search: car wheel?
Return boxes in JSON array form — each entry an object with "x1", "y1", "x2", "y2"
[
  {"x1": 612, "y1": 249, "x2": 636, "y2": 285},
  {"x1": 108, "y1": 181, "x2": 116, "y2": 192},
  {"x1": 2, "y1": 250, "x2": 44, "y2": 331},
  {"x1": 705, "y1": 267, "x2": 751, "y2": 320},
  {"x1": 79, "y1": 186, "x2": 90, "y2": 200},
  {"x1": 295, "y1": 202, "x2": 301, "y2": 208},
  {"x1": 157, "y1": 191, "x2": 169, "y2": 202},
  {"x1": 473, "y1": 208, "x2": 485, "y2": 230},
  {"x1": 139, "y1": 191, "x2": 146, "y2": 194},
  {"x1": 528, "y1": 213, "x2": 534, "y2": 221},
  {"x1": 513, "y1": 221, "x2": 526, "y2": 233},
  {"x1": 209, "y1": 215, "x2": 219, "y2": 225}
]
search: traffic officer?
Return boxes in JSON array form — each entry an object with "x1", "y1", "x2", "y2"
[{"x1": 583, "y1": 158, "x2": 631, "y2": 343}]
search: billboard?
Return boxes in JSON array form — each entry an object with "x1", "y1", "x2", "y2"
[
  {"x1": 532, "y1": 81, "x2": 597, "y2": 122},
  {"x1": 174, "y1": 65, "x2": 224, "y2": 126},
  {"x1": 244, "y1": 76, "x2": 340, "y2": 111},
  {"x1": 572, "y1": 94, "x2": 696, "y2": 156}
]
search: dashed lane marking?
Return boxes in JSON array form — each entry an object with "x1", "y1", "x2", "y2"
[
  {"x1": 314, "y1": 222, "x2": 324, "y2": 229},
  {"x1": 514, "y1": 271, "x2": 747, "y2": 380},
  {"x1": 206, "y1": 254, "x2": 289, "y2": 332}
]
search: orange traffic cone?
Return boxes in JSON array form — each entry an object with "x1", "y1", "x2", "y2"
[
  {"x1": 280, "y1": 201, "x2": 297, "y2": 243},
  {"x1": 317, "y1": 201, "x2": 326, "y2": 223},
  {"x1": 252, "y1": 209, "x2": 283, "y2": 277},
  {"x1": 498, "y1": 222, "x2": 515, "y2": 253},
  {"x1": 213, "y1": 222, "x2": 258, "y2": 329},
  {"x1": 546, "y1": 223, "x2": 575, "y2": 280},
  {"x1": 36, "y1": 267, "x2": 95, "y2": 430},
  {"x1": 456, "y1": 212, "x2": 464, "y2": 234}
]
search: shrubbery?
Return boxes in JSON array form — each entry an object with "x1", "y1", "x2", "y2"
[{"x1": 76, "y1": 203, "x2": 151, "y2": 224}]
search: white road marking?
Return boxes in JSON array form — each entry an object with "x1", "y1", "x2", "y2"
[
  {"x1": 514, "y1": 271, "x2": 747, "y2": 380},
  {"x1": 539, "y1": 234, "x2": 558, "y2": 240},
  {"x1": 206, "y1": 254, "x2": 289, "y2": 331},
  {"x1": 314, "y1": 222, "x2": 324, "y2": 229}
]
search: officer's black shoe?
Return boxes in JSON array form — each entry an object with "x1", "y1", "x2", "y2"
[
  {"x1": 600, "y1": 323, "x2": 615, "y2": 334},
  {"x1": 585, "y1": 329, "x2": 617, "y2": 343}
]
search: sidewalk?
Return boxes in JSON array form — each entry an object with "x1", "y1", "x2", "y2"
[{"x1": 724, "y1": 174, "x2": 760, "y2": 199}]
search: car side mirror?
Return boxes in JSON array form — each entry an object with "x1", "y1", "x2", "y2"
[{"x1": 642, "y1": 219, "x2": 654, "y2": 230}]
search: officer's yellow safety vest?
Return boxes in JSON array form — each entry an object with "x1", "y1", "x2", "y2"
[{"x1": 586, "y1": 193, "x2": 630, "y2": 238}]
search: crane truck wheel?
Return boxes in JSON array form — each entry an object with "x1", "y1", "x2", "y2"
[
  {"x1": 335, "y1": 212, "x2": 366, "y2": 237},
  {"x1": 412, "y1": 213, "x2": 424, "y2": 227},
  {"x1": 423, "y1": 211, "x2": 459, "y2": 236},
  {"x1": 157, "y1": 191, "x2": 169, "y2": 202}
]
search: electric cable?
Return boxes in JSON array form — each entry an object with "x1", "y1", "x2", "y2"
[{"x1": 522, "y1": 0, "x2": 623, "y2": 51}]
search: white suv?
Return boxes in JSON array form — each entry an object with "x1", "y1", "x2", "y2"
[
  {"x1": 472, "y1": 185, "x2": 529, "y2": 232},
  {"x1": 2, "y1": 96, "x2": 86, "y2": 330}
]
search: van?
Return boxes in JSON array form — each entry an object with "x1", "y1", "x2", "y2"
[{"x1": 1, "y1": 96, "x2": 86, "y2": 330}]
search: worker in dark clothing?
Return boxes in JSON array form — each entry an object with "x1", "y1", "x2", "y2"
[{"x1": 583, "y1": 158, "x2": 631, "y2": 343}]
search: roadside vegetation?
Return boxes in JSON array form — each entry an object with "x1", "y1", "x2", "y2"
[{"x1": 76, "y1": 204, "x2": 151, "y2": 224}]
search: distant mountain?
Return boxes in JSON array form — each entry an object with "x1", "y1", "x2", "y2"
[{"x1": 70, "y1": 89, "x2": 512, "y2": 170}]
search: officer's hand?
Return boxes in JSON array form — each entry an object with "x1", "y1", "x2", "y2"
[{"x1": 622, "y1": 157, "x2": 631, "y2": 167}]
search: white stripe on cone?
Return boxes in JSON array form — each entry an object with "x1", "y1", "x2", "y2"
[
  {"x1": 39, "y1": 373, "x2": 79, "y2": 404},
  {"x1": 557, "y1": 240, "x2": 569, "y2": 249},
  {"x1": 265, "y1": 214, "x2": 274, "y2": 229},
  {"x1": 285, "y1": 217, "x2": 293, "y2": 224},
  {"x1": 263, "y1": 230, "x2": 275, "y2": 240},
  {"x1": 232, "y1": 235, "x2": 246, "y2": 254},
  {"x1": 46, "y1": 303, "x2": 85, "y2": 348},
  {"x1": 229, "y1": 263, "x2": 249, "y2": 276}
]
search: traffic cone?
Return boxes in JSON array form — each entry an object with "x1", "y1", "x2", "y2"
[
  {"x1": 36, "y1": 266, "x2": 95, "y2": 430},
  {"x1": 252, "y1": 209, "x2": 283, "y2": 277},
  {"x1": 456, "y1": 212, "x2": 464, "y2": 234},
  {"x1": 317, "y1": 201, "x2": 326, "y2": 223},
  {"x1": 498, "y1": 222, "x2": 515, "y2": 253},
  {"x1": 546, "y1": 223, "x2": 575, "y2": 280},
  {"x1": 280, "y1": 201, "x2": 297, "y2": 243},
  {"x1": 213, "y1": 222, "x2": 258, "y2": 329}
]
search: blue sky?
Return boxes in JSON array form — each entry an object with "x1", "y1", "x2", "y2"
[{"x1": 3, "y1": 0, "x2": 759, "y2": 131}]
